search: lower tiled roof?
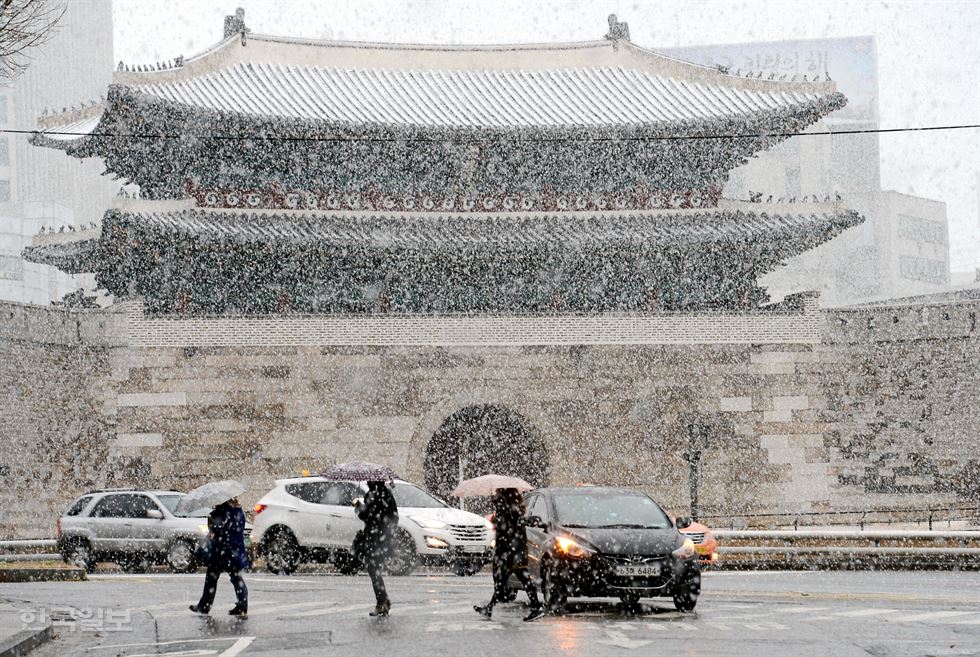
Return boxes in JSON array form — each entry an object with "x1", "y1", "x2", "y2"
[
  {"x1": 22, "y1": 238, "x2": 100, "y2": 274},
  {"x1": 105, "y1": 206, "x2": 862, "y2": 250}
]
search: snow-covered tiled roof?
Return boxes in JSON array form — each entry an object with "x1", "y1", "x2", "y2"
[
  {"x1": 37, "y1": 114, "x2": 104, "y2": 141},
  {"x1": 131, "y1": 62, "x2": 826, "y2": 128},
  {"x1": 98, "y1": 206, "x2": 862, "y2": 249}
]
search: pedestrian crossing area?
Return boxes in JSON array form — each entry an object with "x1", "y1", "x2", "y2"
[
  {"x1": 21, "y1": 572, "x2": 980, "y2": 656},
  {"x1": 136, "y1": 588, "x2": 980, "y2": 630},
  {"x1": 706, "y1": 602, "x2": 980, "y2": 627}
]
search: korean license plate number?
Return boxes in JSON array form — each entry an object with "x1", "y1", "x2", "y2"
[{"x1": 615, "y1": 563, "x2": 660, "y2": 577}]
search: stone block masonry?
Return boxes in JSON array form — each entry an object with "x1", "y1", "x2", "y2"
[
  {"x1": 122, "y1": 294, "x2": 822, "y2": 347},
  {"x1": 1, "y1": 296, "x2": 979, "y2": 538}
]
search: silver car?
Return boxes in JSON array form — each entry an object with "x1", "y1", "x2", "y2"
[{"x1": 57, "y1": 489, "x2": 229, "y2": 573}]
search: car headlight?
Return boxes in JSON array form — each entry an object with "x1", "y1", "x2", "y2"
[
  {"x1": 672, "y1": 538, "x2": 697, "y2": 560},
  {"x1": 197, "y1": 524, "x2": 209, "y2": 535},
  {"x1": 410, "y1": 516, "x2": 447, "y2": 530},
  {"x1": 555, "y1": 536, "x2": 592, "y2": 559}
]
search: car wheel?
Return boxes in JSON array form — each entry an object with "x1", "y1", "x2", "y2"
[
  {"x1": 619, "y1": 592, "x2": 642, "y2": 608},
  {"x1": 452, "y1": 561, "x2": 483, "y2": 576},
  {"x1": 541, "y1": 560, "x2": 568, "y2": 614},
  {"x1": 385, "y1": 530, "x2": 418, "y2": 576},
  {"x1": 264, "y1": 528, "x2": 301, "y2": 575},
  {"x1": 333, "y1": 551, "x2": 362, "y2": 576},
  {"x1": 64, "y1": 539, "x2": 95, "y2": 573},
  {"x1": 672, "y1": 567, "x2": 701, "y2": 612},
  {"x1": 167, "y1": 540, "x2": 199, "y2": 574}
]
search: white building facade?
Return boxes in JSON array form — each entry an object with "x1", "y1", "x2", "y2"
[{"x1": 0, "y1": 0, "x2": 116, "y2": 305}]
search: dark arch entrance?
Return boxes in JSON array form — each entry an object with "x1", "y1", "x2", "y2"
[{"x1": 423, "y1": 405, "x2": 549, "y2": 509}]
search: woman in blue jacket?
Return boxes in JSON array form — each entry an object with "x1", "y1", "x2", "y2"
[{"x1": 190, "y1": 498, "x2": 249, "y2": 616}]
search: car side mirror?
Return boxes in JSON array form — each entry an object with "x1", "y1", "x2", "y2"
[
  {"x1": 526, "y1": 515, "x2": 546, "y2": 529},
  {"x1": 146, "y1": 509, "x2": 164, "y2": 520},
  {"x1": 675, "y1": 516, "x2": 692, "y2": 530}
]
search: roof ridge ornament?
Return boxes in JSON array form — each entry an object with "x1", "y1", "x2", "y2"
[
  {"x1": 224, "y1": 7, "x2": 250, "y2": 43},
  {"x1": 605, "y1": 14, "x2": 630, "y2": 42}
]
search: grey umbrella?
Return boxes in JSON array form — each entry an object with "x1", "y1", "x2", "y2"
[{"x1": 175, "y1": 479, "x2": 245, "y2": 514}]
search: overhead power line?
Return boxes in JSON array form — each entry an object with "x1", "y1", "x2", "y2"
[{"x1": 1, "y1": 123, "x2": 979, "y2": 143}]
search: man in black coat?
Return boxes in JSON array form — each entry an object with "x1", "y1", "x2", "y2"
[
  {"x1": 356, "y1": 480, "x2": 399, "y2": 616},
  {"x1": 190, "y1": 498, "x2": 249, "y2": 616},
  {"x1": 475, "y1": 488, "x2": 545, "y2": 621}
]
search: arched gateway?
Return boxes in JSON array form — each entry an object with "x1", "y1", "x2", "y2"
[{"x1": 423, "y1": 405, "x2": 549, "y2": 505}]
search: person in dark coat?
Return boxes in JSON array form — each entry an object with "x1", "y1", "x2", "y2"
[
  {"x1": 474, "y1": 487, "x2": 544, "y2": 621},
  {"x1": 190, "y1": 498, "x2": 249, "y2": 616},
  {"x1": 355, "y1": 480, "x2": 399, "y2": 616}
]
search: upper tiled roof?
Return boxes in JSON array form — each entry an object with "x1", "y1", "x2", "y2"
[
  {"x1": 131, "y1": 62, "x2": 827, "y2": 128},
  {"x1": 35, "y1": 28, "x2": 843, "y2": 138}
]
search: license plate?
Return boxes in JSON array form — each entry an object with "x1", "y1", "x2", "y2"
[
  {"x1": 615, "y1": 563, "x2": 660, "y2": 577},
  {"x1": 460, "y1": 544, "x2": 484, "y2": 553}
]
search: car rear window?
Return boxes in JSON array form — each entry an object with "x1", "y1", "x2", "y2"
[
  {"x1": 286, "y1": 482, "x2": 360, "y2": 506},
  {"x1": 286, "y1": 482, "x2": 331, "y2": 503},
  {"x1": 65, "y1": 496, "x2": 93, "y2": 516}
]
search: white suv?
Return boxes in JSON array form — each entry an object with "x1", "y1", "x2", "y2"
[{"x1": 252, "y1": 477, "x2": 493, "y2": 576}]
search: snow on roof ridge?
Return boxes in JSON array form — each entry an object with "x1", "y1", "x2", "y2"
[
  {"x1": 111, "y1": 28, "x2": 836, "y2": 97},
  {"x1": 248, "y1": 31, "x2": 615, "y2": 53}
]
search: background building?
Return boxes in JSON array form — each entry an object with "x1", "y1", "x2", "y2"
[
  {"x1": 0, "y1": 0, "x2": 116, "y2": 305},
  {"x1": 662, "y1": 37, "x2": 951, "y2": 306}
]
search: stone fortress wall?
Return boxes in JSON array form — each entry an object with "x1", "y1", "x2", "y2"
[{"x1": 1, "y1": 296, "x2": 977, "y2": 538}]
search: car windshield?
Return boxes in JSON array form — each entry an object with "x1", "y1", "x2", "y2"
[
  {"x1": 390, "y1": 483, "x2": 446, "y2": 509},
  {"x1": 157, "y1": 493, "x2": 209, "y2": 518},
  {"x1": 552, "y1": 493, "x2": 671, "y2": 529}
]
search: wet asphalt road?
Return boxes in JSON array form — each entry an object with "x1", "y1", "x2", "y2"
[{"x1": 3, "y1": 570, "x2": 980, "y2": 656}]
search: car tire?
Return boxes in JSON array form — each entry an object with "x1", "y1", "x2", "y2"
[
  {"x1": 64, "y1": 539, "x2": 95, "y2": 573},
  {"x1": 333, "y1": 551, "x2": 362, "y2": 576},
  {"x1": 619, "y1": 592, "x2": 642, "y2": 608},
  {"x1": 264, "y1": 528, "x2": 301, "y2": 575},
  {"x1": 384, "y1": 530, "x2": 418, "y2": 576},
  {"x1": 541, "y1": 560, "x2": 568, "y2": 614},
  {"x1": 452, "y1": 562, "x2": 483, "y2": 577},
  {"x1": 672, "y1": 566, "x2": 701, "y2": 612},
  {"x1": 166, "y1": 540, "x2": 199, "y2": 574}
]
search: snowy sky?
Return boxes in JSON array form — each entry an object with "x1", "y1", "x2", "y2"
[{"x1": 111, "y1": 0, "x2": 980, "y2": 271}]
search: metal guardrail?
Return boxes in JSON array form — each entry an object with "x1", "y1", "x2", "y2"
[
  {"x1": 715, "y1": 529, "x2": 980, "y2": 541},
  {"x1": 701, "y1": 505, "x2": 980, "y2": 531},
  {"x1": 711, "y1": 529, "x2": 980, "y2": 569},
  {"x1": 0, "y1": 553, "x2": 61, "y2": 562},
  {"x1": 720, "y1": 546, "x2": 980, "y2": 556},
  {"x1": 0, "y1": 540, "x2": 56, "y2": 551},
  {"x1": 0, "y1": 540, "x2": 59, "y2": 563}
]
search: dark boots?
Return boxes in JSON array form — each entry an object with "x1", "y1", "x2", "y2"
[{"x1": 369, "y1": 597, "x2": 391, "y2": 617}]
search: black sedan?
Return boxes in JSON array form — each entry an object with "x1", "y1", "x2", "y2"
[{"x1": 512, "y1": 487, "x2": 701, "y2": 612}]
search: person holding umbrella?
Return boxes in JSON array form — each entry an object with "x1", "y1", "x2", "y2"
[
  {"x1": 323, "y1": 461, "x2": 400, "y2": 617},
  {"x1": 356, "y1": 480, "x2": 399, "y2": 617},
  {"x1": 454, "y1": 476, "x2": 544, "y2": 622},
  {"x1": 181, "y1": 480, "x2": 249, "y2": 617}
]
